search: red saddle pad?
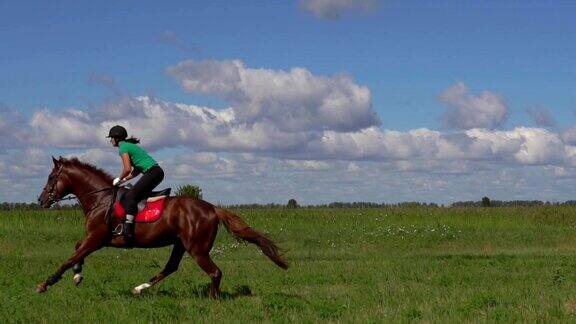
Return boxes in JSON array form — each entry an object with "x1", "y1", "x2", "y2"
[{"x1": 114, "y1": 198, "x2": 167, "y2": 223}]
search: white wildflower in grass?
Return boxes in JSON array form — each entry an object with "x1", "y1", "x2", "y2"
[{"x1": 359, "y1": 223, "x2": 459, "y2": 240}]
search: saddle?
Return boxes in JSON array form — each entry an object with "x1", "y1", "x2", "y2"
[{"x1": 114, "y1": 188, "x2": 171, "y2": 223}]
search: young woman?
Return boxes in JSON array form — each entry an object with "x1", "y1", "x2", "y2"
[{"x1": 107, "y1": 125, "x2": 164, "y2": 242}]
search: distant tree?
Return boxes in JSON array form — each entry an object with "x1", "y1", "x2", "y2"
[
  {"x1": 286, "y1": 198, "x2": 299, "y2": 209},
  {"x1": 481, "y1": 196, "x2": 491, "y2": 207},
  {"x1": 176, "y1": 184, "x2": 203, "y2": 199}
]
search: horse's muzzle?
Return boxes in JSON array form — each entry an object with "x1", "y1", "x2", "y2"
[{"x1": 38, "y1": 195, "x2": 54, "y2": 208}]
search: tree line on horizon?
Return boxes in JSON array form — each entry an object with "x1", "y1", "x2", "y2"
[
  {"x1": 3, "y1": 199, "x2": 576, "y2": 211},
  {"x1": 4, "y1": 184, "x2": 575, "y2": 210}
]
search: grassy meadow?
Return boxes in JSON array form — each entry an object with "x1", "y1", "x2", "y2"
[{"x1": 3, "y1": 206, "x2": 576, "y2": 322}]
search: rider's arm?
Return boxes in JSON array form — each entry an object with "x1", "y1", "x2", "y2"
[
  {"x1": 118, "y1": 153, "x2": 132, "y2": 181},
  {"x1": 124, "y1": 167, "x2": 141, "y2": 181}
]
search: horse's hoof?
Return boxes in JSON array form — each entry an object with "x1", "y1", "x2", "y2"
[
  {"x1": 36, "y1": 283, "x2": 48, "y2": 293},
  {"x1": 209, "y1": 290, "x2": 220, "y2": 299},
  {"x1": 73, "y1": 274, "x2": 83, "y2": 286},
  {"x1": 132, "y1": 283, "x2": 151, "y2": 295}
]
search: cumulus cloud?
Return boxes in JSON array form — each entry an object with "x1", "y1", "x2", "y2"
[
  {"x1": 166, "y1": 59, "x2": 379, "y2": 132},
  {"x1": 4, "y1": 59, "x2": 576, "y2": 204},
  {"x1": 306, "y1": 126, "x2": 576, "y2": 168},
  {"x1": 6, "y1": 113, "x2": 576, "y2": 204},
  {"x1": 67, "y1": 148, "x2": 118, "y2": 168},
  {"x1": 0, "y1": 148, "x2": 49, "y2": 180},
  {"x1": 167, "y1": 152, "x2": 239, "y2": 180},
  {"x1": 29, "y1": 109, "x2": 105, "y2": 149},
  {"x1": 25, "y1": 97, "x2": 233, "y2": 151},
  {"x1": 466, "y1": 128, "x2": 573, "y2": 165},
  {"x1": 300, "y1": 0, "x2": 378, "y2": 20},
  {"x1": 439, "y1": 82, "x2": 507, "y2": 130},
  {"x1": 157, "y1": 152, "x2": 576, "y2": 205},
  {"x1": 283, "y1": 159, "x2": 332, "y2": 171},
  {"x1": 15, "y1": 94, "x2": 576, "y2": 171}
]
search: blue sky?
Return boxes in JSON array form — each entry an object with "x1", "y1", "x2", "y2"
[{"x1": 1, "y1": 0, "x2": 576, "y2": 204}]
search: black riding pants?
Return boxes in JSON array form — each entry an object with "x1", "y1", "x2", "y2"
[{"x1": 121, "y1": 165, "x2": 164, "y2": 215}]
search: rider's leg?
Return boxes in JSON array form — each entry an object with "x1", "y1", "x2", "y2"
[
  {"x1": 120, "y1": 191, "x2": 137, "y2": 242},
  {"x1": 121, "y1": 166, "x2": 164, "y2": 242}
]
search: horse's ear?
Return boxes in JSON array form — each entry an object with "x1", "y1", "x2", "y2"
[
  {"x1": 58, "y1": 155, "x2": 64, "y2": 162},
  {"x1": 52, "y1": 156, "x2": 59, "y2": 165}
]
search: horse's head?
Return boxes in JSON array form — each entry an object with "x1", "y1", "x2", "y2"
[{"x1": 38, "y1": 157, "x2": 73, "y2": 208}]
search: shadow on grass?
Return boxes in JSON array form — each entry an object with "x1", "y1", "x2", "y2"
[
  {"x1": 126, "y1": 284, "x2": 254, "y2": 300},
  {"x1": 188, "y1": 284, "x2": 253, "y2": 300}
]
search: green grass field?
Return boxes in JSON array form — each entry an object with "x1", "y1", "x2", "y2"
[{"x1": 3, "y1": 206, "x2": 576, "y2": 322}]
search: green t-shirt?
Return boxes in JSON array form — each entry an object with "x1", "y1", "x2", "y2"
[{"x1": 118, "y1": 141, "x2": 157, "y2": 173}]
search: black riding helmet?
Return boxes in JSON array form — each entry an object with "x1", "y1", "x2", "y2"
[{"x1": 106, "y1": 125, "x2": 128, "y2": 140}]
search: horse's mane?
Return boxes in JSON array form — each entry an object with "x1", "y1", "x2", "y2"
[{"x1": 63, "y1": 157, "x2": 114, "y2": 183}]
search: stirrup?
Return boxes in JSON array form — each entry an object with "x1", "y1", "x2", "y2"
[{"x1": 112, "y1": 224, "x2": 124, "y2": 235}]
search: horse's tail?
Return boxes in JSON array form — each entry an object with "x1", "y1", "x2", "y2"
[{"x1": 214, "y1": 207, "x2": 288, "y2": 270}]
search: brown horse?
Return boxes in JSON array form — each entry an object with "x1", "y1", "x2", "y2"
[{"x1": 36, "y1": 156, "x2": 287, "y2": 296}]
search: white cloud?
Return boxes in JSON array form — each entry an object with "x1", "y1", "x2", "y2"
[
  {"x1": 4, "y1": 132, "x2": 576, "y2": 205},
  {"x1": 300, "y1": 0, "x2": 378, "y2": 20},
  {"x1": 67, "y1": 148, "x2": 118, "y2": 168},
  {"x1": 466, "y1": 128, "x2": 575, "y2": 165},
  {"x1": 168, "y1": 153, "x2": 238, "y2": 180},
  {"x1": 4, "y1": 60, "x2": 576, "y2": 204},
  {"x1": 26, "y1": 97, "x2": 235, "y2": 151},
  {"x1": 11, "y1": 95, "x2": 576, "y2": 170},
  {"x1": 29, "y1": 109, "x2": 105, "y2": 149},
  {"x1": 308, "y1": 126, "x2": 576, "y2": 168},
  {"x1": 167, "y1": 59, "x2": 379, "y2": 132},
  {"x1": 284, "y1": 159, "x2": 331, "y2": 171},
  {"x1": 0, "y1": 148, "x2": 49, "y2": 179},
  {"x1": 156, "y1": 153, "x2": 576, "y2": 205},
  {"x1": 439, "y1": 82, "x2": 507, "y2": 130}
]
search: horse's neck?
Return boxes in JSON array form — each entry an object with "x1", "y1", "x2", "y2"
[
  {"x1": 67, "y1": 167, "x2": 111, "y2": 211},
  {"x1": 69, "y1": 170, "x2": 108, "y2": 195}
]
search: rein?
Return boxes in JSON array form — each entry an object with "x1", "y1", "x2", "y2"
[
  {"x1": 46, "y1": 164, "x2": 124, "y2": 225},
  {"x1": 55, "y1": 185, "x2": 120, "y2": 227},
  {"x1": 53, "y1": 186, "x2": 114, "y2": 203}
]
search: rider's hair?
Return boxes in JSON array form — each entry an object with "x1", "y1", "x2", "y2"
[{"x1": 123, "y1": 136, "x2": 140, "y2": 144}]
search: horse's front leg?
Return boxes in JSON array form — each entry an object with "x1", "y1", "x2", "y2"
[
  {"x1": 72, "y1": 240, "x2": 85, "y2": 286},
  {"x1": 36, "y1": 235, "x2": 104, "y2": 293}
]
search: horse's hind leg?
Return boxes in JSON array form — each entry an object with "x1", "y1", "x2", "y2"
[
  {"x1": 182, "y1": 212, "x2": 221, "y2": 298},
  {"x1": 72, "y1": 240, "x2": 84, "y2": 286},
  {"x1": 191, "y1": 252, "x2": 222, "y2": 299},
  {"x1": 183, "y1": 229, "x2": 221, "y2": 297},
  {"x1": 132, "y1": 242, "x2": 186, "y2": 295}
]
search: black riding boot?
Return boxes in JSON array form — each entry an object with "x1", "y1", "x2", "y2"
[{"x1": 124, "y1": 214, "x2": 135, "y2": 245}]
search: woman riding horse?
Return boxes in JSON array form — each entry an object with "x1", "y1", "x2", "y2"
[
  {"x1": 107, "y1": 125, "x2": 164, "y2": 243},
  {"x1": 36, "y1": 157, "x2": 287, "y2": 295}
]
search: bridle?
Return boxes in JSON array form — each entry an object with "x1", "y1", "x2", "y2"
[{"x1": 45, "y1": 164, "x2": 65, "y2": 203}]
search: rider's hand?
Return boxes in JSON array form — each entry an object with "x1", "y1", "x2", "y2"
[{"x1": 112, "y1": 177, "x2": 122, "y2": 186}]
